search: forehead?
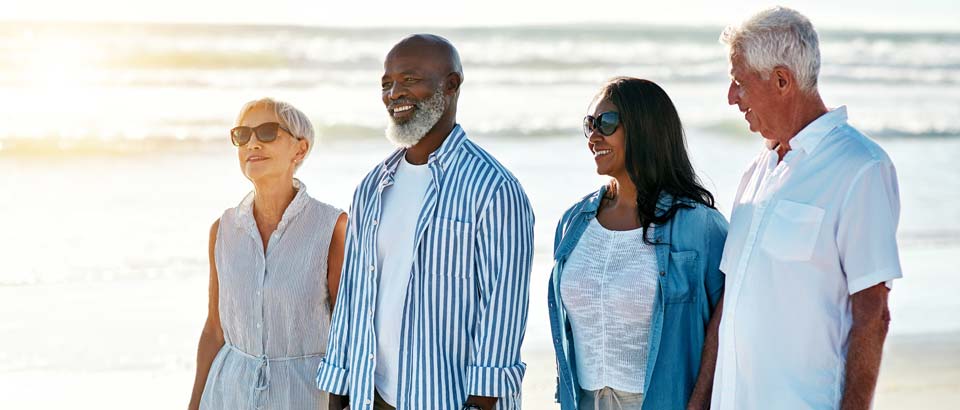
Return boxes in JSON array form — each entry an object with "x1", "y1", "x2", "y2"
[
  {"x1": 239, "y1": 105, "x2": 279, "y2": 126},
  {"x1": 588, "y1": 97, "x2": 617, "y2": 115},
  {"x1": 383, "y1": 47, "x2": 446, "y2": 76},
  {"x1": 728, "y1": 53, "x2": 751, "y2": 77}
]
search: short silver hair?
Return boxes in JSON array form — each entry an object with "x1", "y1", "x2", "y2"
[
  {"x1": 720, "y1": 6, "x2": 821, "y2": 92},
  {"x1": 235, "y1": 97, "x2": 316, "y2": 168}
]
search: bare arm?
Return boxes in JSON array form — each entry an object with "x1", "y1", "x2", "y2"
[
  {"x1": 188, "y1": 220, "x2": 226, "y2": 410},
  {"x1": 687, "y1": 294, "x2": 723, "y2": 410},
  {"x1": 840, "y1": 283, "x2": 891, "y2": 410},
  {"x1": 326, "y1": 213, "x2": 348, "y2": 310}
]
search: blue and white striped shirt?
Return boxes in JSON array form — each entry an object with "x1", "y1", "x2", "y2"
[{"x1": 316, "y1": 125, "x2": 534, "y2": 410}]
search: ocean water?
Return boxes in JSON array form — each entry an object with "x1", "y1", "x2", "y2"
[
  {"x1": 0, "y1": 22, "x2": 958, "y2": 147},
  {"x1": 1, "y1": 23, "x2": 959, "y2": 401}
]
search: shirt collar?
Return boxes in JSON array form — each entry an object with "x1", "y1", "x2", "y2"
[
  {"x1": 378, "y1": 124, "x2": 467, "y2": 180},
  {"x1": 788, "y1": 105, "x2": 848, "y2": 156},
  {"x1": 580, "y1": 185, "x2": 687, "y2": 215},
  {"x1": 236, "y1": 178, "x2": 310, "y2": 233}
]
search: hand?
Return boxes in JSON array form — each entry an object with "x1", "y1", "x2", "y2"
[{"x1": 328, "y1": 393, "x2": 350, "y2": 410}]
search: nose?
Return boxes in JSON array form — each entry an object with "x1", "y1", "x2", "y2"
[
  {"x1": 587, "y1": 127, "x2": 605, "y2": 143},
  {"x1": 243, "y1": 134, "x2": 262, "y2": 150},
  {"x1": 727, "y1": 81, "x2": 739, "y2": 106},
  {"x1": 384, "y1": 82, "x2": 407, "y2": 104}
]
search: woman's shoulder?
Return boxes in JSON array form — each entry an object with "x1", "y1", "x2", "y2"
[
  {"x1": 306, "y1": 197, "x2": 344, "y2": 215},
  {"x1": 559, "y1": 188, "x2": 604, "y2": 226},
  {"x1": 671, "y1": 200, "x2": 728, "y2": 236}
]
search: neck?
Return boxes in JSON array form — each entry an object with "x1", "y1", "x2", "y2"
[
  {"x1": 405, "y1": 116, "x2": 456, "y2": 165},
  {"x1": 609, "y1": 174, "x2": 639, "y2": 210},
  {"x1": 251, "y1": 177, "x2": 297, "y2": 224},
  {"x1": 773, "y1": 92, "x2": 828, "y2": 160}
]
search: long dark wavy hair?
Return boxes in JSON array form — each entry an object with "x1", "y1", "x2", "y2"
[{"x1": 596, "y1": 77, "x2": 716, "y2": 244}]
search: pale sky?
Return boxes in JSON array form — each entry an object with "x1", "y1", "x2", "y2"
[{"x1": 5, "y1": 0, "x2": 959, "y2": 31}]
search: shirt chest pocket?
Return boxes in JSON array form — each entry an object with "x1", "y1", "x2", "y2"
[
  {"x1": 430, "y1": 218, "x2": 475, "y2": 279},
  {"x1": 664, "y1": 250, "x2": 699, "y2": 304},
  {"x1": 760, "y1": 200, "x2": 825, "y2": 261}
]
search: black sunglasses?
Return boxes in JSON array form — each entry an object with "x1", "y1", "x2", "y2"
[
  {"x1": 583, "y1": 111, "x2": 620, "y2": 138},
  {"x1": 230, "y1": 122, "x2": 294, "y2": 146}
]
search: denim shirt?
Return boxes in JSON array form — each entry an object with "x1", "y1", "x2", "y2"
[{"x1": 548, "y1": 186, "x2": 728, "y2": 410}]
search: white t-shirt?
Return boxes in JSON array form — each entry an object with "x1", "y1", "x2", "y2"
[
  {"x1": 711, "y1": 106, "x2": 903, "y2": 410},
  {"x1": 374, "y1": 157, "x2": 433, "y2": 407},
  {"x1": 560, "y1": 218, "x2": 658, "y2": 394}
]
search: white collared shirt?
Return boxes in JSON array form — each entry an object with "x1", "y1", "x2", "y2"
[{"x1": 711, "y1": 106, "x2": 903, "y2": 410}]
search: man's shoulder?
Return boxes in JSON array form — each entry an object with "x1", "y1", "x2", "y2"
[
  {"x1": 457, "y1": 138, "x2": 522, "y2": 187},
  {"x1": 825, "y1": 123, "x2": 894, "y2": 168}
]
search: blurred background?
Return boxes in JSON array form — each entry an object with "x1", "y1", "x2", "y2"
[{"x1": 1, "y1": 0, "x2": 958, "y2": 408}]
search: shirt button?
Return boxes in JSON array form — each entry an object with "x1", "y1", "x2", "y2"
[
  {"x1": 369, "y1": 265, "x2": 375, "y2": 272},
  {"x1": 368, "y1": 354, "x2": 374, "y2": 360},
  {"x1": 659, "y1": 271, "x2": 666, "y2": 276},
  {"x1": 364, "y1": 399, "x2": 372, "y2": 405},
  {"x1": 256, "y1": 322, "x2": 262, "y2": 328},
  {"x1": 372, "y1": 219, "x2": 379, "y2": 226}
]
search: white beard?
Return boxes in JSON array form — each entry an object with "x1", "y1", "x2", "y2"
[{"x1": 385, "y1": 86, "x2": 446, "y2": 148}]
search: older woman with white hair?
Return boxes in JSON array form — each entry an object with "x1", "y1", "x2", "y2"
[{"x1": 188, "y1": 98, "x2": 348, "y2": 410}]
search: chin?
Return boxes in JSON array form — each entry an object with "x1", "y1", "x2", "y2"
[{"x1": 243, "y1": 165, "x2": 277, "y2": 181}]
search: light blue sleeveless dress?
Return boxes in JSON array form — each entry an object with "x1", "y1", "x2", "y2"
[{"x1": 200, "y1": 180, "x2": 342, "y2": 410}]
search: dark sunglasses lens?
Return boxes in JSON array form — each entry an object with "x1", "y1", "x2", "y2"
[
  {"x1": 599, "y1": 112, "x2": 619, "y2": 135},
  {"x1": 231, "y1": 127, "x2": 252, "y2": 146},
  {"x1": 254, "y1": 122, "x2": 280, "y2": 142},
  {"x1": 583, "y1": 116, "x2": 595, "y2": 138}
]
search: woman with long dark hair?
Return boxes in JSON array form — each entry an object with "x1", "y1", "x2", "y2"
[{"x1": 548, "y1": 77, "x2": 727, "y2": 410}]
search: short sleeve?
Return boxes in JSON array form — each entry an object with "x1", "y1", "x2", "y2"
[{"x1": 837, "y1": 160, "x2": 903, "y2": 295}]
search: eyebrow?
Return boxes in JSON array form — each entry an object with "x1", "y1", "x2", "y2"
[{"x1": 383, "y1": 69, "x2": 422, "y2": 78}]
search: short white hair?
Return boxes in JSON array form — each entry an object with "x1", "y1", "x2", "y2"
[
  {"x1": 720, "y1": 6, "x2": 821, "y2": 92},
  {"x1": 235, "y1": 97, "x2": 316, "y2": 168}
]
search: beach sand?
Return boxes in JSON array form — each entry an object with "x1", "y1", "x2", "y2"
[{"x1": 1, "y1": 248, "x2": 957, "y2": 409}]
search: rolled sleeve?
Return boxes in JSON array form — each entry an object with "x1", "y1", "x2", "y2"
[
  {"x1": 837, "y1": 160, "x2": 903, "y2": 295},
  {"x1": 316, "y1": 359, "x2": 351, "y2": 396},
  {"x1": 469, "y1": 180, "x2": 534, "y2": 399},
  {"x1": 466, "y1": 362, "x2": 527, "y2": 397}
]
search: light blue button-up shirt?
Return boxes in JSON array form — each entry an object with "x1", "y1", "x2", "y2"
[
  {"x1": 317, "y1": 125, "x2": 535, "y2": 410},
  {"x1": 549, "y1": 187, "x2": 728, "y2": 410}
]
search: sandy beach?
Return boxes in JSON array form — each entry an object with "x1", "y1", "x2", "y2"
[{"x1": 0, "y1": 272, "x2": 957, "y2": 409}]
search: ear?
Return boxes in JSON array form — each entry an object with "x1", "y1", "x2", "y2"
[
  {"x1": 772, "y1": 66, "x2": 794, "y2": 95},
  {"x1": 444, "y1": 72, "x2": 463, "y2": 95},
  {"x1": 293, "y1": 138, "x2": 309, "y2": 163}
]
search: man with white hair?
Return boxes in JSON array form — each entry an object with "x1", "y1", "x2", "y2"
[
  {"x1": 317, "y1": 34, "x2": 534, "y2": 410},
  {"x1": 706, "y1": 7, "x2": 902, "y2": 410}
]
